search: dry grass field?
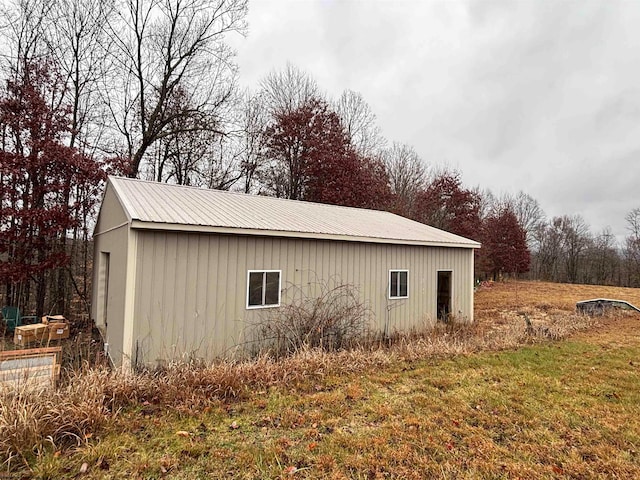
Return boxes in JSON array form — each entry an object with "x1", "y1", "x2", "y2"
[
  {"x1": 475, "y1": 280, "x2": 640, "y2": 345},
  {"x1": 3, "y1": 281, "x2": 640, "y2": 479},
  {"x1": 475, "y1": 280, "x2": 640, "y2": 315}
]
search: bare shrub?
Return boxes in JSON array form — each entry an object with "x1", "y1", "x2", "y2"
[{"x1": 253, "y1": 280, "x2": 371, "y2": 356}]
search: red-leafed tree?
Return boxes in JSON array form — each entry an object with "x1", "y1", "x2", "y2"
[
  {"x1": 305, "y1": 150, "x2": 391, "y2": 210},
  {"x1": 480, "y1": 206, "x2": 530, "y2": 279},
  {"x1": 263, "y1": 97, "x2": 391, "y2": 209},
  {"x1": 0, "y1": 60, "x2": 105, "y2": 315},
  {"x1": 413, "y1": 169, "x2": 482, "y2": 240},
  {"x1": 349, "y1": 154, "x2": 392, "y2": 210},
  {"x1": 262, "y1": 97, "x2": 340, "y2": 200}
]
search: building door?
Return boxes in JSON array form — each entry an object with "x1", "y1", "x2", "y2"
[
  {"x1": 98, "y1": 252, "x2": 110, "y2": 328},
  {"x1": 437, "y1": 271, "x2": 451, "y2": 321}
]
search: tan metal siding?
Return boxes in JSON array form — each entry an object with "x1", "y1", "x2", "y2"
[
  {"x1": 132, "y1": 232, "x2": 474, "y2": 365},
  {"x1": 94, "y1": 186, "x2": 128, "y2": 236},
  {"x1": 91, "y1": 186, "x2": 130, "y2": 366}
]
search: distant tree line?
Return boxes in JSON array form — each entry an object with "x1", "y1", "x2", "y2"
[{"x1": 0, "y1": 0, "x2": 638, "y2": 320}]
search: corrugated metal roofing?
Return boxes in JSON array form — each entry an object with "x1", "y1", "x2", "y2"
[{"x1": 106, "y1": 176, "x2": 480, "y2": 248}]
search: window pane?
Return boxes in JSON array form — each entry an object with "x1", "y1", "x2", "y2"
[
  {"x1": 399, "y1": 271, "x2": 408, "y2": 297},
  {"x1": 264, "y1": 271, "x2": 280, "y2": 305},
  {"x1": 248, "y1": 272, "x2": 264, "y2": 306},
  {"x1": 390, "y1": 271, "x2": 398, "y2": 297}
]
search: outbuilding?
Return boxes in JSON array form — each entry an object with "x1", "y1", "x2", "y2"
[{"x1": 92, "y1": 176, "x2": 480, "y2": 367}]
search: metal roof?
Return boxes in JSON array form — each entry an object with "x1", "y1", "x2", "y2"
[{"x1": 106, "y1": 176, "x2": 480, "y2": 248}]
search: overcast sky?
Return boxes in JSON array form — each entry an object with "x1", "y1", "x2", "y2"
[{"x1": 230, "y1": 0, "x2": 640, "y2": 241}]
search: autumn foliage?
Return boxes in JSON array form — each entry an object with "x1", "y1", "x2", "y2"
[
  {"x1": 479, "y1": 206, "x2": 530, "y2": 279},
  {"x1": 412, "y1": 170, "x2": 482, "y2": 240},
  {"x1": 0, "y1": 61, "x2": 104, "y2": 313},
  {"x1": 264, "y1": 97, "x2": 390, "y2": 209}
]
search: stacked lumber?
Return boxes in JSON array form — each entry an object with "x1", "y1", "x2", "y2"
[{"x1": 14, "y1": 321, "x2": 70, "y2": 346}]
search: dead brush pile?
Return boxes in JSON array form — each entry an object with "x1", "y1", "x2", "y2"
[{"x1": 0, "y1": 307, "x2": 599, "y2": 467}]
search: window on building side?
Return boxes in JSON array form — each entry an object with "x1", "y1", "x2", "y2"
[
  {"x1": 247, "y1": 270, "x2": 281, "y2": 308},
  {"x1": 389, "y1": 270, "x2": 409, "y2": 299}
]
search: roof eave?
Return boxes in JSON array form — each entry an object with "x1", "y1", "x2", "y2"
[{"x1": 129, "y1": 220, "x2": 481, "y2": 249}]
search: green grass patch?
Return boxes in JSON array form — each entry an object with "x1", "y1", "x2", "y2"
[{"x1": 25, "y1": 337, "x2": 640, "y2": 479}]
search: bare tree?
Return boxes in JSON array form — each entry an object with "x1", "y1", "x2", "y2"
[
  {"x1": 334, "y1": 89, "x2": 386, "y2": 158},
  {"x1": 558, "y1": 215, "x2": 591, "y2": 283},
  {"x1": 0, "y1": 0, "x2": 248, "y2": 316},
  {"x1": 496, "y1": 191, "x2": 546, "y2": 247},
  {"x1": 626, "y1": 208, "x2": 640, "y2": 240},
  {"x1": 259, "y1": 63, "x2": 321, "y2": 117},
  {"x1": 624, "y1": 207, "x2": 640, "y2": 286},
  {"x1": 511, "y1": 192, "x2": 545, "y2": 239},
  {"x1": 34, "y1": 0, "x2": 116, "y2": 313},
  {"x1": 106, "y1": 0, "x2": 248, "y2": 178},
  {"x1": 472, "y1": 187, "x2": 496, "y2": 221},
  {"x1": 584, "y1": 228, "x2": 620, "y2": 286},
  {"x1": 382, "y1": 142, "x2": 427, "y2": 216},
  {"x1": 0, "y1": 0, "x2": 53, "y2": 80},
  {"x1": 234, "y1": 90, "x2": 270, "y2": 193},
  {"x1": 44, "y1": 0, "x2": 114, "y2": 151},
  {"x1": 143, "y1": 85, "x2": 240, "y2": 188},
  {"x1": 531, "y1": 219, "x2": 563, "y2": 281}
]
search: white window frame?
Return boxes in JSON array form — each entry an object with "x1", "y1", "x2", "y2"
[
  {"x1": 246, "y1": 270, "x2": 282, "y2": 309},
  {"x1": 388, "y1": 269, "x2": 409, "y2": 299}
]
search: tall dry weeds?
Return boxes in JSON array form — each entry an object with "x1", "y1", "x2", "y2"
[
  {"x1": 0, "y1": 368, "x2": 110, "y2": 468},
  {"x1": 0, "y1": 308, "x2": 599, "y2": 469}
]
